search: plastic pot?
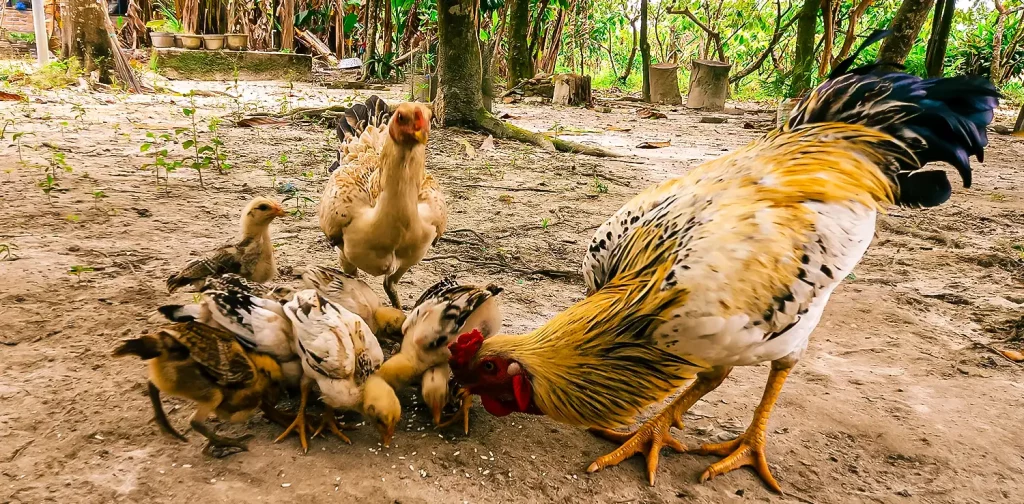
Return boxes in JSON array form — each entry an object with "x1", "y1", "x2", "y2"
[
  {"x1": 177, "y1": 34, "x2": 203, "y2": 50},
  {"x1": 226, "y1": 33, "x2": 248, "y2": 51},
  {"x1": 150, "y1": 32, "x2": 176, "y2": 49},
  {"x1": 203, "y1": 35, "x2": 225, "y2": 50}
]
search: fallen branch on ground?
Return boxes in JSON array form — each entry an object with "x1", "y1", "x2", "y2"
[{"x1": 423, "y1": 254, "x2": 579, "y2": 280}]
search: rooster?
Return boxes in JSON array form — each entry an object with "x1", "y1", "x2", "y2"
[
  {"x1": 318, "y1": 96, "x2": 448, "y2": 308},
  {"x1": 447, "y1": 32, "x2": 999, "y2": 490}
]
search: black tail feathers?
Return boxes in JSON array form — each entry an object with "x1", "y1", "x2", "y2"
[
  {"x1": 113, "y1": 336, "x2": 162, "y2": 360},
  {"x1": 787, "y1": 29, "x2": 1000, "y2": 207},
  {"x1": 330, "y1": 95, "x2": 390, "y2": 173}
]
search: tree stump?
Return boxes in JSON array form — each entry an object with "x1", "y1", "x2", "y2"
[
  {"x1": 552, "y1": 74, "x2": 592, "y2": 106},
  {"x1": 649, "y1": 63, "x2": 681, "y2": 105},
  {"x1": 1015, "y1": 103, "x2": 1024, "y2": 133},
  {"x1": 686, "y1": 59, "x2": 732, "y2": 111}
]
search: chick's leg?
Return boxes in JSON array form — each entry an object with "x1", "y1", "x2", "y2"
[
  {"x1": 189, "y1": 404, "x2": 254, "y2": 458},
  {"x1": 587, "y1": 368, "x2": 731, "y2": 486},
  {"x1": 274, "y1": 378, "x2": 312, "y2": 453},
  {"x1": 688, "y1": 360, "x2": 793, "y2": 493},
  {"x1": 148, "y1": 381, "x2": 187, "y2": 442},
  {"x1": 313, "y1": 406, "x2": 352, "y2": 444}
]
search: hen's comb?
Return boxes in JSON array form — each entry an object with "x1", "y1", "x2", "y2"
[{"x1": 448, "y1": 329, "x2": 484, "y2": 369}]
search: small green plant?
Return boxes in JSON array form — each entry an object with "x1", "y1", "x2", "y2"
[
  {"x1": 92, "y1": 190, "x2": 108, "y2": 207},
  {"x1": 49, "y1": 150, "x2": 72, "y2": 178},
  {"x1": 141, "y1": 131, "x2": 183, "y2": 192},
  {"x1": 68, "y1": 265, "x2": 95, "y2": 283},
  {"x1": 593, "y1": 175, "x2": 608, "y2": 194},
  {"x1": 282, "y1": 191, "x2": 315, "y2": 217},
  {"x1": 59, "y1": 121, "x2": 69, "y2": 139},
  {"x1": 180, "y1": 97, "x2": 209, "y2": 188},
  {"x1": 11, "y1": 131, "x2": 33, "y2": 162},
  {"x1": 66, "y1": 213, "x2": 81, "y2": 223},
  {"x1": 207, "y1": 117, "x2": 231, "y2": 174},
  {"x1": 540, "y1": 217, "x2": 551, "y2": 230},
  {"x1": 0, "y1": 243, "x2": 18, "y2": 261},
  {"x1": 263, "y1": 158, "x2": 277, "y2": 188},
  {"x1": 146, "y1": 0, "x2": 184, "y2": 33},
  {"x1": 1012, "y1": 243, "x2": 1024, "y2": 260},
  {"x1": 366, "y1": 51, "x2": 405, "y2": 81},
  {"x1": 277, "y1": 93, "x2": 291, "y2": 114},
  {"x1": 71, "y1": 103, "x2": 86, "y2": 122},
  {"x1": 38, "y1": 173, "x2": 59, "y2": 204}
]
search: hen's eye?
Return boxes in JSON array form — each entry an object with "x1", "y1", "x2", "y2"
[{"x1": 482, "y1": 361, "x2": 496, "y2": 372}]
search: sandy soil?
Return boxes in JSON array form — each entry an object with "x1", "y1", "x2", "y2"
[{"x1": 1, "y1": 79, "x2": 1023, "y2": 504}]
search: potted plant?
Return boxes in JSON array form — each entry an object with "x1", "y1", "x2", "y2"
[
  {"x1": 202, "y1": 34, "x2": 225, "y2": 50},
  {"x1": 226, "y1": 33, "x2": 248, "y2": 51},
  {"x1": 146, "y1": 0, "x2": 182, "y2": 48}
]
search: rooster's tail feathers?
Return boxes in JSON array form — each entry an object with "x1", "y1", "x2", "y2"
[
  {"x1": 335, "y1": 95, "x2": 391, "y2": 143},
  {"x1": 785, "y1": 30, "x2": 999, "y2": 207}
]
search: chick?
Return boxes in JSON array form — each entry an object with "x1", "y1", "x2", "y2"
[
  {"x1": 167, "y1": 197, "x2": 287, "y2": 292},
  {"x1": 300, "y1": 265, "x2": 406, "y2": 343},
  {"x1": 277, "y1": 290, "x2": 401, "y2": 452},
  {"x1": 113, "y1": 321, "x2": 283, "y2": 458}
]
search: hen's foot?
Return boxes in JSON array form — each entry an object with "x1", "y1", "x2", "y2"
[{"x1": 274, "y1": 411, "x2": 309, "y2": 453}]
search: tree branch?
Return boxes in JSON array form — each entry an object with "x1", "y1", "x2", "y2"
[
  {"x1": 476, "y1": 110, "x2": 620, "y2": 157},
  {"x1": 730, "y1": 1, "x2": 798, "y2": 83},
  {"x1": 669, "y1": 7, "x2": 726, "y2": 61}
]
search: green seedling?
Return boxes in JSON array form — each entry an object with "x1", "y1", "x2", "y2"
[
  {"x1": 0, "y1": 243, "x2": 18, "y2": 260},
  {"x1": 68, "y1": 265, "x2": 94, "y2": 282}
]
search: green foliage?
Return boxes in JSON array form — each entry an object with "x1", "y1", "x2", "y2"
[
  {"x1": 7, "y1": 32, "x2": 35, "y2": 44},
  {"x1": 147, "y1": 0, "x2": 184, "y2": 33},
  {"x1": 366, "y1": 51, "x2": 405, "y2": 82},
  {"x1": 68, "y1": 265, "x2": 95, "y2": 282},
  {"x1": 0, "y1": 243, "x2": 18, "y2": 261}
]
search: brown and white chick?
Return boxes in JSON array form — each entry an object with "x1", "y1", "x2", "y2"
[
  {"x1": 277, "y1": 289, "x2": 400, "y2": 452},
  {"x1": 167, "y1": 197, "x2": 287, "y2": 292},
  {"x1": 379, "y1": 276, "x2": 503, "y2": 432},
  {"x1": 318, "y1": 96, "x2": 447, "y2": 308},
  {"x1": 113, "y1": 321, "x2": 284, "y2": 458},
  {"x1": 300, "y1": 265, "x2": 406, "y2": 344}
]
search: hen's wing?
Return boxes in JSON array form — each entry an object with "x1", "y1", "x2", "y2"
[
  {"x1": 301, "y1": 265, "x2": 381, "y2": 327},
  {"x1": 200, "y1": 273, "x2": 270, "y2": 297},
  {"x1": 162, "y1": 322, "x2": 255, "y2": 387},
  {"x1": 167, "y1": 244, "x2": 242, "y2": 292},
  {"x1": 405, "y1": 277, "x2": 504, "y2": 350},
  {"x1": 419, "y1": 174, "x2": 448, "y2": 245},
  {"x1": 284, "y1": 293, "x2": 357, "y2": 381}
]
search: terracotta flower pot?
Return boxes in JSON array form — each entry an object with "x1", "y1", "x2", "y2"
[
  {"x1": 226, "y1": 34, "x2": 248, "y2": 51},
  {"x1": 150, "y1": 32, "x2": 175, "y2": 49},
  {"x1": 203, "y1": 35, "x2": 225, "y2": 50},
  {"x1": 177, "y1": 34, "x2": 203, "y2": 50}
]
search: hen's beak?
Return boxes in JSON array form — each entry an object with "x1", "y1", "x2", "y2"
[{"x1": 413, "y1": 129, "x2": 428, "y2": 144}]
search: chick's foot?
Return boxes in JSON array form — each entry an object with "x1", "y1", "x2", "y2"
[{"x1": 435, "y1": 388, "x2": 472, "y2": 434}]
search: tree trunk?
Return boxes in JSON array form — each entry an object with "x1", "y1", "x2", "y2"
[
  {"x1": 527, "y1": 0, "x2": 550, "y2": 59},
  {"x1": 925, "y1": 0, "x2": 954, "y2": 76},
  {"x1": 506, "y1": 0, "x2": 533, "y2": 84},
  {"x1": 992, "y1": 0, "x2": 1010, "y2": 83},
  {"x1": 649, "y1": 63, "x2": 681, "y2": 104},
  {"x1": 382, "y1": 0, "x2": 393, "y2": 55},
  {"x1": 818, "y1": 0, "x2": 835, "y2": 78},
  {"x1": 335, "y1": 0, "x2": 345, "y2": 58},
  {"x1": 877, "y1": 0, "x2": 936, "y2": 65},
  {"x1": 640, "y1": 0, "x2": 651, "y2": 102},
  {"x1": 552, "y1": 74, "x2": 592, "y2": 106},
  {"x1": 64, "y1": 0, "x2": 143, "y2": 90},
  {"x1": 1014, "y1": 103, "x2": 1024, "y2": 133},
  {"x1": 620, "y1": 16, "x2": 639, "y2": 82},
  {"x1": 281, "y1": 0, "x2": 295, "y2": 50},
  {"x1": 789, "y1": 0, "x2": 818, "y2": 97},
  {"x1": 363, "y1": 0, "x2": 380, "y2": 69},
  {"x1": 538, "y1": 7, "x2": 566, "y2": 74},
  {"x1": 686, "y1": 59, "x2": 731, "y2": 110},
  {"x1": 834, "y1": 0, "x2": 875, "y2": 65},
  {"x1": 437, "y1": 0, "x2": 483, "y2": 127}
]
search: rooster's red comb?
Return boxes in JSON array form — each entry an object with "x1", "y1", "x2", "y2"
[{"x1": 448, "y1": 329, "x2": 484, "y2": 369}]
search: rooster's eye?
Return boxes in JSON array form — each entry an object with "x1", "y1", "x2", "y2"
[{"x1": 482, "y1": 361, "x2": 496, "y2": 373}]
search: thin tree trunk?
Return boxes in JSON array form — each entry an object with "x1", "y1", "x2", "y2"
[
  {"x1": 281, "y1": 0, "x2": 295, "y2": 50},
  {"x1": 991, "y1": 0, "x2": 1017, "y2": 83},
  {"x1": 640, "y1": 0, "x2": 651, "y2": 102},
  {"x1": 925, "y1": 0, "x2": 954, "y2": 76},
  {"x1": 620, "y1": 16, "x2": 639, "y2": 82},
  {"x1": 363, "y1": 0, "x2": 379, "y2": 70},
  {"x1": 876, "y1": 0, "x2": 935, "y2": 65},
  {"x1": 818, "y1": 0, "x2": 835, "y2": 77},
  {"x1": 382, "y1": 0, "x2": 393, "y2": 55},
  {"x1": 437, "y1": 0, "x2": 483, "y2": 126},
  {"x1": 834, "y1": 0, "x2": 875, "y2": 65},
  {"x1": 527, "y1": 0, "x2": 550, "y2": 58},
  {"x1": 538, "y1": 7, "x2": 565, "y2": 74},
  {"x1": 335, "y1": 0, "x2": 345, "y2": 58},
  {"x1": 789, "y1": 0, "x2": 818, "y2": 96},
  {"x1": 506, "y1": 0, "x2": 533, "y2": 83}
]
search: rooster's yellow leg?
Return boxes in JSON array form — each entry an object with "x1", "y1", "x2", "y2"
[
  {"x1": 313, "y1": 406, "x2": 353, "y2": 444},
  {"x1": 689, "y1": 360, "x2": 793, "y2": 493},
  {"x1": 274, "y1": 378, "x2": 312, "y2": 453},
  {"x1": 587, "y1": 368, "x2": 731, "y2": 486},
  {"x1": 436, "y1": 388, "x2": 472, "y2": 434}
]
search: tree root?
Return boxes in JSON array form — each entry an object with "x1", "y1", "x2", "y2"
[{"x1": 476, "y1": 109, "x2": 620, "y2": 158}]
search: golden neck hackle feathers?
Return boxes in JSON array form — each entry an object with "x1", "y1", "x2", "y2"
[{"x1": 477, "y1": 122, "x2": 901, "y2": 429}]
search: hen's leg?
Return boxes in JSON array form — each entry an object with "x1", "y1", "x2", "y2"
[
  {"x1": 587, "y1": 367, "x2": 731, "y2": 486},
  {"x1": 189, "y1": 404, "x2": 254, "y2": 458},
  {"x1": 383, "y1": 266, "x2": 411, "y2": 309},
  {"x1": 688, "y1": 360, "x2": 794, "y2": 493},
  {"x1": 148, "y1": 381, "x2": 187, "y2": 442},
  {"x1": 313, "y1": 406, "x2": 353, "y2": 444},
  {"x1": 436, "y1": 387, "x2": 472, "y2": 434},
  {"x1": 274, "y1": 378, "x2": 312, "y2": 453}
]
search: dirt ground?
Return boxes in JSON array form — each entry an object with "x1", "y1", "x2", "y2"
[{"x1": 1, "y1": 78, "x2": 1023, "y2": 504}]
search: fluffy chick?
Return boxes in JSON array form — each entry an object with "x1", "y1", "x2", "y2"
[
  {"x1": 113, "y1": 321, "x2": 283, "y2": 458},
  {"x1": 167, "y1": 197, "x2": 286, "y2": 292}
]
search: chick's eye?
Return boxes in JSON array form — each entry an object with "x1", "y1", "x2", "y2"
[
  {"x1": 482, "y1": 361, "x2": 496, "y2": 373},
  {"x1": 257, "y1": 204, "x2": 269, "y2": 211}
]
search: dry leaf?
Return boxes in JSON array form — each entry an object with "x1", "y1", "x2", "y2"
[
  {"x1": 636, "y1": 140, "x2": 671, "y2": 149},
  {"x1": 1000, "y1": 349, "x2": 1024, "y2": 362},
  {"x1": 637, "y1": 109, "x2": 667, "y2": 120},
  {"x1": 457, "y1": 138, "x2": 477, "y2": 158},
  {"x1": 498, "y1": 194, "x2": 514, "y2": 207},
  {"x1": 0, "y1": 91, "x2": 25, "y2": 102},
  {"x1": 606, "y1": 126, "x2": 632, "y2": 132},
  {"x1": 237, "y1": 117, "x2": 291, "y2": 127},
  {"x1": 479, "y1": 135, "x2": 495, "y2": 151},
  {"x1": 499, "y1": 112, "x2": 521, "y2": 119}
]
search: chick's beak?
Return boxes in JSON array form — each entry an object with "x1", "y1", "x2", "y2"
[
  {"x1": 379, "y1": 424, "x2": 395, "y2": 447},
  {"x1": 271, "y1": 205, "x2": 288, "y2": 217},
  {"x1": 429, "y1": 400, "x2": 444, "y2": 426}
]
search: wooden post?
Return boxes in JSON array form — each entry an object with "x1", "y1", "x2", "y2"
[
  {"x1": 335, "y1": 0, "x2": 344, "y2": 59},
  {"x1": 648, "y1": 63, "x2": 680, "y2": 104},
  {"x1": 686, "y1": 59, "x2": 731, "y2": 111},
  {"x1": 31, "y1": 0, "x2": 49, "y2": 65},
  {"x1": 552, "y1": 74, "x2": 592, "y2": 106},
  {"x1": 281, "y1": 0, "x2": 295, "y2": 51}
]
